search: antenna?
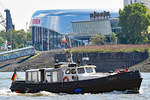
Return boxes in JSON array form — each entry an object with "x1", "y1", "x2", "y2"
[{"x1": 64, "y1": 23, "x2": 73, "y2": 63}]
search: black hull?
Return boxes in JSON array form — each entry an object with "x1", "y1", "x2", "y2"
[{"x1": 10, "y1": 71, "x2": 142, "y2": 94}]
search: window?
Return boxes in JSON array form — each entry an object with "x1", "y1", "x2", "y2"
[
  {"x1": 53, "y1": 71, "x2": 58, "y2": 82},
  {"x1": 27, "y1": 72, "x2": 31, "y2": 81},
  {"x1": 32, "y1": 71, "x2": 38, "y2": 82},
  {"x1": 77, "y1": 68, "x2": 85, "y2": 74},
  {"x1": 46, "y1": 72, "x2": 52, "y2": 82},
  {"x1": 71, "y1": 69, "x2": 76, "y2": 74},
  {"x1": 86, "y1": 67, "x2": 93, "y2": 73}
]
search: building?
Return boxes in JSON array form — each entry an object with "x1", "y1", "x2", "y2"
[
  {"x1": 72, "y1": 20, "x2": 112, "y2": 36},
  {"x1": 110, "y1": 18, "x2": 121, "y2": 33},
  {"x1": 124, "y1": 0, "x2": 150, "y2": 9},
  {"x1": 72, "y1": 11, "x2": 112, "y2": 44},
  {"x1": 31, "y1": 10, "x2": 118, "y2": 51},
  {"x1": 4, "y1": 9, "x2": 15, "y2": 32}
]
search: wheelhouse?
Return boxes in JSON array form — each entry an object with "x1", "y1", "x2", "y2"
[
  {"x1": 26, "y1": 68, "x2": 64, "y2": 83},
  {"x1": 25, "y1": 63, "x2": 96, "y2": 83}
]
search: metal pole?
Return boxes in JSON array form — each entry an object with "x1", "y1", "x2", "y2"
[
  {"x1": 48, "y1": 29, "x2": 49, "y2": 50},
  {"x1": 26, "y1": 22, "x2": 28, "y2": 47},
  {"x1": 34, "y1": 26, "x2": 36, "y2": 49},
  {"x1": 42, "y1": 28, "x2": 43, "y2": 51},
  {"x1": 68, "y1": 35, "x2": 73, "y2": 63},
  {"x1": 10, "y1": 29, "x2": 12, "y2": 50},
  {"x1": 47, "y1": 17, "x2": 50, "y2": 50}
]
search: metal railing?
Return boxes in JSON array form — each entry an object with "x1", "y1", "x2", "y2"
[{"x1": 0, "y1": 46, "x2": 35, "y2": 62}]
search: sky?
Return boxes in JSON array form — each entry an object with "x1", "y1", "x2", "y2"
[{"x1": 0, "y1": 0, "x2": 123, "y2": 30}]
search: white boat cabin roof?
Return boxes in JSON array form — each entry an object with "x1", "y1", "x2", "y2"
[{"x1": 26, "y1": 62, "x2": 96, "y2": 72}]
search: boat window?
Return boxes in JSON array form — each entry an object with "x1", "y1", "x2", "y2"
[
  {"x1": 32, "y1": 71, "x2": 38, "y2": 82},
  {"x1": 77, "y1": 68, "x2": 85, "y2": 74},
  {"x1": 27, "y1": 72, "x2": 31, "y2": 81},
  {"x1": 53, "y1": 71, "x2": 58, "y2": 82},
  {"x1": 71, "y1": 69, "x2": 76, "y2": 74},
  {"x1": 65, "y1": 69, "x2": 71, "y2": 74},
  {"x1": 57, "y1": 70, "x2": 63, "y2": 82},
  {"x1": 46, "y1": 72, "x2": 52, "y2": 82},
  {"x1": 86, "y1": 67, "x2": 93, "y2": 73},
  {"x1": 68, "y1": 64, "x2": 76, "y2": 67},
  {"x1": 38, "y1": 71, "x2": 41, "y2": 82}
]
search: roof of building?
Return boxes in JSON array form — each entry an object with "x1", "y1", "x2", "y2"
[{"x1": 31, "y1": 9, "x2": 118, "y2": 34}]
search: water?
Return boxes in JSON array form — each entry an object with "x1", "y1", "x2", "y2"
[{"x1": 0, "y1": 72, "x2": 149, "y2": 100}]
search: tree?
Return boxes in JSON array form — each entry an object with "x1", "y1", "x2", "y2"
[
  {"x1": 0, "y1": 29, "x2": 31, "y2": 50},
  {"x1": 91, "y1": 34, "x2": 106, "y2": 45},
  {"x1": 27, "y1": 31, "x2": 32, "y2": 41},
  {"x1": 0, "y1": 37, "x2": 5, "y2": 46},
  {"x1": 118, "y1": 3, "x2": 150, "y2": 44},
  {"x1": 110, "y1": 32, "x2": 117, "y2": 44},
  {"x1": 11, "y1": 30, "x2": 26, "y2": 49}
]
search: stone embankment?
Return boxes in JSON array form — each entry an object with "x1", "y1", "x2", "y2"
[
  {"x1": 0, "y1": 50, "x2": 150, "y2": 72},
  {"x1": 0, "y1": 49, "x2": 63, "y2": 72},
  {"x1": 55, "y1": 51, "x2": 149, "y2": 72}
]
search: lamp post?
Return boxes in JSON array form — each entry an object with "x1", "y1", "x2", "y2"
[{"x1": 25, "y1": 22, "x2": 28, "y2": 47}]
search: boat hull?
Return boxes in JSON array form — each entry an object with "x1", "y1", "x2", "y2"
[{"x1": 10, "y1": 71, "x2": 142, "y2": 94}]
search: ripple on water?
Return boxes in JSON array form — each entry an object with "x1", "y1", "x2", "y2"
[{"x1": 0, "y1": 89, "x2": 57, "y2": 97}]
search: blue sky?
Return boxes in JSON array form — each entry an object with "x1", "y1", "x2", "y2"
[{"x1": 0, "y1": 0, "x2": 123, "y2": 30}]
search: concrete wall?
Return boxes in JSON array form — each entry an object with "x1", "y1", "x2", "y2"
[{"x1": 55, "y1": 51, "x2": 148, "y2": 72}]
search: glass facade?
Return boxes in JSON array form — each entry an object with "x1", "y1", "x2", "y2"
[
  {"x1": 72, "y1": 20, "x2": 112, "y2": 35},
  {"x1": 31, "y1": 9, "x2": 118, "y2": 51},
  {"x1": 32, "y1": 26, "x2": 63, "y2": 50}
]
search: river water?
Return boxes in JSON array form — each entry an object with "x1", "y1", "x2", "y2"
[{"x1": 0, "y1": 72, "x2": 149, "y2": 100}]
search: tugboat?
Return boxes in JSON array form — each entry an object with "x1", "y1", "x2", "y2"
[
  {"x1": 10, "y1": 56, "x2": 142, "y2": 94},
  {"x1": 10, "y1": 36, "x2": 142, "y2": 94}
]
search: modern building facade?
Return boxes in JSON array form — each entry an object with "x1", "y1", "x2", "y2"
[
  {"x1": 71, "y1": 11, "x2": 113, "y2": 44},
  {"x1": 72, "y1": 20, "x2": 112, "y2": 36},
  {"x1": 124, "y1": 0, "x2": 150, "y2": 9},
  {"x1": 31, "y1": 10, "x2": 118, "y2": 51}
]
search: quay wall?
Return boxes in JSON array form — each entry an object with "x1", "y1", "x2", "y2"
[{"x1": 55, "y1": 52, "x2": 148, "y2": 72}]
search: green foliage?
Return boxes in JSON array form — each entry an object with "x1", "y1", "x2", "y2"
[
  {"x1": 27, "y1": 31, "x2": 32, "y2": 41},
  {"x1": 91, "y1": 34, "x2": 106, "y2": 45},
  {"x1": 110, "y1": 32, "x2": 118, "y2": 43},
  {"x1": 72, "y1": 44, "x2": 150, "y2": 53},
  {"x1": 0, "y1": 37, "x2": 5, "y2": 45},
  {"x1": 0, "y1": 29, "x2": 32, "y2": 50},
  {"x1": 118, "y1": 3, "x2": 150, "y2": 44}
]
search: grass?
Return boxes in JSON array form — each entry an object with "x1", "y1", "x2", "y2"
[{"x1": 72, "y1": 44, "x2": 150, "y2": 54}]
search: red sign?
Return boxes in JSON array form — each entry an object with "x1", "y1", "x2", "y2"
[{"x1": 32, "y1": 19, "x2": 40, "y2": 24}]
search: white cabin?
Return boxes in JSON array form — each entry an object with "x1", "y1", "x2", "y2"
[{"x1": 25, "y1": 62, "x2": 99, "y2": 83}]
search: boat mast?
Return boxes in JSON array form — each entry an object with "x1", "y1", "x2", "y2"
[
  {"x1": 68, "y1": 35, "x2": 73, "y2": 63},
  {"x1": 65, "y1": 34, "x2": 73, "y2": 63}
]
